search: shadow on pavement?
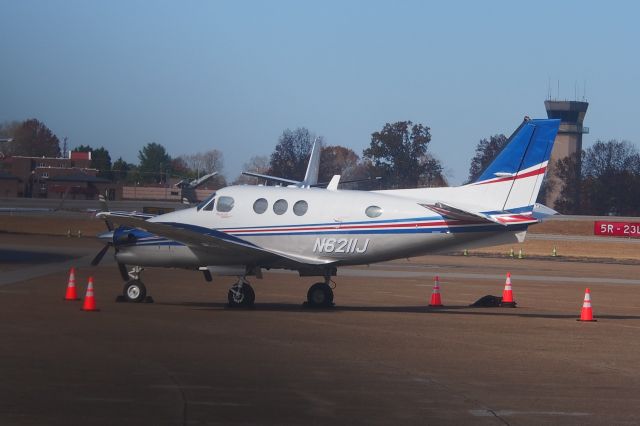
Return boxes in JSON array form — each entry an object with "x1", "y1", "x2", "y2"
[{"x1": 154, "y1": 301, "x2": 640, "y2": 320}]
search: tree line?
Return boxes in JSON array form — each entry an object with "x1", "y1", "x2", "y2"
[
  {"x1": 0, "y1": 118, "x2": 448, "y2": 190},
  {"x1": 2, "y1": 118, "x2": 640, "y2": 216}
]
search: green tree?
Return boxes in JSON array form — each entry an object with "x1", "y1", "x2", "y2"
[
  {"x1": 467, "y1": 134, "x2": 508, "y2": 183},
  {"x1": 554, "y1": 140, "x2": 640, "y2": 216},
  {"x1": 8, "y1": 119, "x2": 60, "y2": 157},
  {"x1": 112, "y1": 157, "x2": 135, "y2": 182},
  {"x1": 363, "y1": 121, "x2": 443, "y2": 189},
  {"x1": 552, "y1": 152, "x2": 584, "y2": 214},
  {"x1": 318, "y1": 145, "x2": 360, "y2": 183},
  {"x1": 138, "y1": 142, "x2": 172, "y2": 183},
  {"x1": 74, "y1": 145, "x2": 112, "y2": 178},
  {"x1": 582, "y1": 140, "x2": 640, "y2": 216},
  {"x1": 92, "y1": 147, "x2": 113, "y2": 179},
  {"x1": 269, "y1": 128, "x2": 317, "y2": 181}
]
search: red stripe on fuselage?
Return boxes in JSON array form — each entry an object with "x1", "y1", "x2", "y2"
[
  {"x1": 475, "y1": 166, "x2": 546, "y2": 186},
  {"x1": 223, "y1": 218, "x2": 508, "y2": 234}
]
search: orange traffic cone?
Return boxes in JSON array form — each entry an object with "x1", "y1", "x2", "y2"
[
  {"x1": 577, "y1": 288, "x2": 597, "y2": 322},
  {"x1": 500, "y1": 272, "x2": 516, "y2": 307},
  {"x1": 81, "y1": 277, "x2": 99, "y2": 312},
  {"x1": 64, "y1": 267, "x2": 81, "y2": 301},
  {"x1": 429, "y1": 276, "x2": 443, "y2": 307}
]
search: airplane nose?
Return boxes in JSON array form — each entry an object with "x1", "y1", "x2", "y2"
[{"x1": 97, "y1": 231, "x2": 114, "y2": 241}]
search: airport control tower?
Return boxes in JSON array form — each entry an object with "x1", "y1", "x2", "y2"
[{"x1": 544, "y1": 100, "x2": 589, "y2": 208}]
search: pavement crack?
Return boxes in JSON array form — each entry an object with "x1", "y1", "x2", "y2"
[
  {"x1": 166, "y1": 372, "x2": 188, "y2": 426},
  {"x1": 485, "y1": 408, "x2": 510, "y2": 425}
]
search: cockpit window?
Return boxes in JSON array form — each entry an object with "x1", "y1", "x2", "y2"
[
  {"x1": 203, "y1": 198, "x2": 215, "y2": 211},
  {"x1": 197, "y1": 193, "x2": 216, "y2": 211},
  {"x1": 216, "y1": 196, "x2": 235, "y2": 212}
]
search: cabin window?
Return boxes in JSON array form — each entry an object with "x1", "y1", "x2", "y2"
[
  {"x1": 365, "y1": 205, "x2": 382, "y2": 218},
  {"x1": 293, "y1": 200, "x2": 308, "y2": 216},
  {"x1": 216, "y1": 196, "x2": 235, "y2": 212},
  {"x1": 273, "y1": 199, "x2": 288, "y2": 215},
  {"x1": 253, "y1": 198, "x2": 268, "y2": 214}
]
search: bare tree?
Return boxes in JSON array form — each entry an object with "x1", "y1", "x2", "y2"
[
  {"x1": 179, "y1": 149, "x2": 224, "y2": 177},
  {"x1": 233, "y1": 155, "x2": 270, "y2": 185}
]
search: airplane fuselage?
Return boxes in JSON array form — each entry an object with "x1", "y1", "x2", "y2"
[{"x1": 114, "y1": 185, "x2": 528, "y2": 270}]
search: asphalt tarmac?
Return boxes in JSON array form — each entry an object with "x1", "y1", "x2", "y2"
[{"x1": 2, "y1": 234, "x2": 640, "y2": 425}]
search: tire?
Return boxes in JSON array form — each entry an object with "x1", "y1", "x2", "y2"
[
  {"x1": 227, "y1": 283, "x2": 255, "y2": 308},
  {"x1": 306, "y1": 283, "x2": 334, "y2": 307},
  {"x1": 123, "y1": 280, "x2": 147, "y2": 303}
]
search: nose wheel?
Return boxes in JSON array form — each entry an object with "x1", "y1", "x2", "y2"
[
  {"x1": 227, "y1": 278, "x2": 255, "y2": 308},
  {"x1": 117, "y1": 266, "x2": 153, "y2": 303},
  {"x1": 123, "y1": 280, "x2": 147, "y2": 303}
]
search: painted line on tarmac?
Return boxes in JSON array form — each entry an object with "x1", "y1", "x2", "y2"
[
  {"x1": 470, "y1": 409, "x2": 590, "y2": 417},
  {"x1": 0, "y1": 254, "x2": 97, "y2": 287},
  {"x1": 335, "y1": 268, "x2": 640, "y2": 286},
  {"x1": 528, "y1": 233, "x2": 640, "y2": 244}
]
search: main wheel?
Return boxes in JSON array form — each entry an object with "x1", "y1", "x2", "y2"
[
  {"x1": 123, "y1": 280, "x2": 147, "y2": 303},
  {"x1": 227, "y1": 283, "x2": 255, "y2": 308},
  {"x1": 306, "y1": 283, "x2": 334, "y2": 308}
]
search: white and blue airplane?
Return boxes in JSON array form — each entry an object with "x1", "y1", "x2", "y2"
[{"x1": 95, "y1": 118, "x2": 560, "y2": 307}]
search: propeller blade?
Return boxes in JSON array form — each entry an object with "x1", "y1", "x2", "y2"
[
  {"x1": 118, "y1": 262, "x2": 129, "y2": 281},
  {"x1": 91, "y1": 243, "x2": 111, "y2": 266},
  {"x1": 98, "y1": 194, "x2": 114, "y2": 231}
]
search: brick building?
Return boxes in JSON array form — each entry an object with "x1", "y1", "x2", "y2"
[{"x1": 0, "y1": 151, "x2": 120, "y2": 200}]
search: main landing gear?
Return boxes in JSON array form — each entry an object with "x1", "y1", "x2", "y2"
[
  {"x1": 118, "y1": 266, "x2": 153, "y2": 303},
  {"x1": 227, "y1": 277, "x2": 255, "y2": 308},
  {"x1": 305, "y1": 276, "x2": 335, "y2": 308}
]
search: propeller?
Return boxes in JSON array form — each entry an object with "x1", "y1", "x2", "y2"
[
  {"x1": 91, "y1": 242, "x2": 112, "y2": 266},
  {"x1": 92, "y1": 193, "x2": 130, "y2": 281}
]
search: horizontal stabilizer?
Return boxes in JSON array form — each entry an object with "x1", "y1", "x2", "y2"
[
  {"x1": 422, "y1": 202, "x2": 501, "y2": 225},
  {"x1": 532, "y1": 203, "x2": 559, "y2": 220},
  {"x1": 422, "y1": 202, "x2": 539, "y2": 226}
]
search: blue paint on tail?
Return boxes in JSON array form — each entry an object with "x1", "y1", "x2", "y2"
[{"x1": 474, "y1": 119, "x2": 560, "y2": 183}]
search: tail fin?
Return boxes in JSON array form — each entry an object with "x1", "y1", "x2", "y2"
[{"x1": 467, "y1": 118, "x2": 560, "y2": 214}]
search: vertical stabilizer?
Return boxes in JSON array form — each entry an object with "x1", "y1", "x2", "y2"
[
  {"x1": 466, "y1": 118, "x2": 559, "y2": 215},
  {"x1": 302, "y1": 137, "x2": 322, "y2": 187}
]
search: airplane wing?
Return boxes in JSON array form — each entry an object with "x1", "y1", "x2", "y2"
[{"x1": 97, "y1": 212, "x2": 334, "y2": 266}]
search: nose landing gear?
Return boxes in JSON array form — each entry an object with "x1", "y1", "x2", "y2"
[{"x1": 118, "y1": 266, "x2": 153, "y2": 303}]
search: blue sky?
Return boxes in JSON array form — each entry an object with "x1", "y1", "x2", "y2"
[{"x1": 1, "y1": 1, "x2": 639, "y2": 184}]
